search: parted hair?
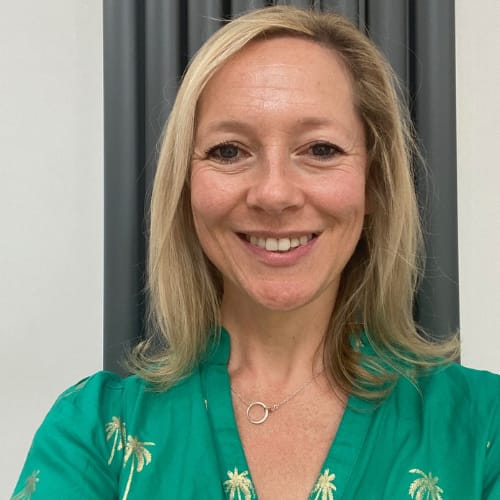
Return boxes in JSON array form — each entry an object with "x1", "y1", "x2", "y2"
[{"x1": 130, "y1": 6, "x2": 459, "y2": 399}]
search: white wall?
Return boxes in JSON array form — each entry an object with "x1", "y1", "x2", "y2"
[
  {"x1": 1, "y1": 0, "x2": 499, "y2": 497},
  {"x1": 0, "y1": 1, "x2": 103, "y2": 497},
  {"x1": 456, "y1": 0, "x2": 500, "y2": 373}
]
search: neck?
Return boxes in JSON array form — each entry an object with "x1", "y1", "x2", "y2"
[{"x1": 221, "y1": 290, "x2": 335, "y2": 387}]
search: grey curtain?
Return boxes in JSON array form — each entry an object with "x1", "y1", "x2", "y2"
[{"x1": 103, "y1": 0, "x2": 458, "y2": 373}]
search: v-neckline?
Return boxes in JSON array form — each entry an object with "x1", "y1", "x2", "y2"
[{"x1": 200, "y1": 327, "x2": 375, "y2": 500}]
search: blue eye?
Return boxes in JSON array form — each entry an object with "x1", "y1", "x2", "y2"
[
  {"x1": 309, "y1": 143, "x2": 341, "y2": 158},
  {"x1": 206, "y1": 143, "x2": 242, "y2": 163}
]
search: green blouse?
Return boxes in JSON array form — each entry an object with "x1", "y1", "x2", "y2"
[{"x1": 12, "y1": 330, "x2": 500, "y2": 499}]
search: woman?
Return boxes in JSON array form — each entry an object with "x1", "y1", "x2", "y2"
[{"x1": 13, "y1": 6, "x2": 499, "y2": 500}]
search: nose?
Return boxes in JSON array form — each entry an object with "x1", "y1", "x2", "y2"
[{"x1": 246, "y1": 153, "x2": 305, "y2": 214}]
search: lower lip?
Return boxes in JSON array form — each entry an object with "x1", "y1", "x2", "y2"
[{"x1": 239, "y1": 236, "x2": 318, "y2": 266}]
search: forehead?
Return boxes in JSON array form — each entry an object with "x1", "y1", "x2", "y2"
[{"x1": 197, "y1": 36, "x2": 356, "y2": 119}]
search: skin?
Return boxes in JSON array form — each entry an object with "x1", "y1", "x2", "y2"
[{"x1": 190, "y1": 37, "x2": 368, "y2": 498}]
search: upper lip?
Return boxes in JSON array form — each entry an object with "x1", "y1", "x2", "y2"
[{"x1": 238, "y1": 231, "x2": 320, "y2": 238}]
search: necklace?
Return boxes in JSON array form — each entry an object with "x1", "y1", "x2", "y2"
[{"x1": 231, "y1": 369, "x2": 324, "y2": 425}]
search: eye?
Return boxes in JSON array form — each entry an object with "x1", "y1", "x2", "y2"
[
  {"x1": 205, "y1": 142, "x2": 247, "y2": 164},
  {"x1": 308, "y1": 142, "x2": 343, "y2": 160}
]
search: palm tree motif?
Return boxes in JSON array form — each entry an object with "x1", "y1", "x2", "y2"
[
  {"x1": 224, "y1": 467, "x2": 254, "y2": 500},
  {"x1": 11, "y1": 469, "x2": 40, "y2": 500},
  {"x1": 121, "y1": 435, "x2": 155, "y2": 500},
  {"x1": 408, "y1": 469, "x2": 444, "y2": 500},
  {"x1": 312, "y1": 469, "x2": 337, "y2": 500},
  {"x1": 105, "y1": 416, "x2": 126, "y2": 465}
]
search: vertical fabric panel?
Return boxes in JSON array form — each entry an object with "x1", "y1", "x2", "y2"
[
  {"x1": 366, "y1": 0, "x2": 410, "y2": 92},
  {"x1": 187, "y1": 0, "x2": 224, "y2": 58},
  {"x1": 412, "y1": 0, "x2": 459, "y2": 339},
  {"x1": 321, "y1": 0, "x2": 360, "y2": 24},
  {"x1": 144, "y1": 0, "x2": 183, "y2": 192},
  {"x1": 274, "y1": 0, "x2": 313, "y2": 8},
  {"x1": 103, "y1": 1, "x2": 146, "y2": 374},
  {"x1": 232, "y1": 0, "x2": 268, "y2": 16}
]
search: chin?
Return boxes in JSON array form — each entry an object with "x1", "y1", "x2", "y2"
[{"x1": 249, "y1": 287, "x2": 318, "y2": 313}]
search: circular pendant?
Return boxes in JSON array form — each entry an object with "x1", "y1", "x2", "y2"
[{"x1": 246, "y1": 401, "x2": 269, "y2": 424}]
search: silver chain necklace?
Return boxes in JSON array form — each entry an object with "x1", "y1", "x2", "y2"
[{"x1": 231, "y1": 369, "x2": 324, "y2": 425}]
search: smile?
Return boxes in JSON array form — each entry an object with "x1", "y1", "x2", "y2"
[{"x1": 244, "y1": 234, "x2": 316, "y2": 252}]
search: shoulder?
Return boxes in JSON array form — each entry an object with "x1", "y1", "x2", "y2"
[
  {"x1": 386, "y1": 364, "x2": 500, "y2": 467},
  {"x1": 54, "y1": 370, "x2": 124, "y2": 403},
  {"x1": 31, "y1": 370, "x2": 150, "y2": 457},
  {"x1": 416, "y1": 363, "x2": 500, "y2": 417},
  {"x1": 44, "y1": 371, "x2": 134, "y2": 423},
  {"x1": 390, "y1": 363, "x2": 500, "y2": 424},
  {"x1": 419, "y1": 364, "x2": 500, "y2": 451},
  {"x1": 427, "y1": 362, "x2": 500, "y2": 392},
  {"x1": 43, "y1": 368, "x2": 208, "y2": 445},
  {"x1": 48, "y1": 368, "x2": 202, "y2": 422}
]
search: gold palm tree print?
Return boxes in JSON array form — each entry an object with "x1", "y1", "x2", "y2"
[
  {"x1": 105, "y1": 416, "x2": 126, "y2": 465},
  {"x1": 312, "y1": 469, "x2": 337, "y2": 500},
  {"x1": 122, "y1": 435, "x2": 155, "y2": 500},
  {"x1": 224, "y1": 467, "x2": 254, "y2": 500},
  {"x1": 11, "y1": 469, "x2": 40, "y2": 500},
  {"x1": 408, "y1": 468, "x2": 444, "y2": 500}
]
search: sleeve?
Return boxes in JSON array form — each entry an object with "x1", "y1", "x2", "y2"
[
  {"x1": 483, "y1": 395, "x2": 500, "y2": 499},
  {"x1": 11, "y1": 372, "x2": 125, "y2": 500}
]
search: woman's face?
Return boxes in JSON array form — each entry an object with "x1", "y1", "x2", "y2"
[{"x1": 190, "y1": 36, "x2": 368, "y2": 312}]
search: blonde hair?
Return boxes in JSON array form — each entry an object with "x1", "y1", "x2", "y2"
[{"x1": 130, "y1": 6, "x2": 459, "y2": 399}]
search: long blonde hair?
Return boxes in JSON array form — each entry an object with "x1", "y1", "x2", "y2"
[{"x1": 130, "y1": 6, "x2": 459, "y2": 399}]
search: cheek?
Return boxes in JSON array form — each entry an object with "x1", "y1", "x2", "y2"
[
  {"x1": 190, "y1": 194, "x2": 220, "y2": 264},
  {"x1": 313, "y1": 175, "x2": 367, "y2": 218},
  {"x1": 191, "y1": 168, "x2": 216, "y2": 213},
  {"x1": 190, "y1": 169, "x2": 235, "y2": 236}
]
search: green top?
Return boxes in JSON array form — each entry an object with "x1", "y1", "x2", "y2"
[{"x1": 12, "y1": 330, "x2": 500, "y2": 499}]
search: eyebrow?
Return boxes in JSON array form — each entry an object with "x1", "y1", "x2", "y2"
[
  {"x1": 200, "y1": 116, "x2": 351, "y2": 137},
  {"x1": 295, "y1": 116, "x2": 347, "y2": 130},
  {"x1": 200, "y1": 119, "x2": 254, "y2": 134},
  {"x1": 296, "y1": 115, "x2": 366, "y2": 145}
]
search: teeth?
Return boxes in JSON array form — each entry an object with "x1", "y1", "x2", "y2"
[
  {"x1": 265, "y1": 238, "x2": 278, "y2": 251},
  {"x1": 246, "y1": 234, "x2": 314, "y2": 252},
  {"x1": 278, "y1": 238, "x2": 291, "y2": 252}
]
